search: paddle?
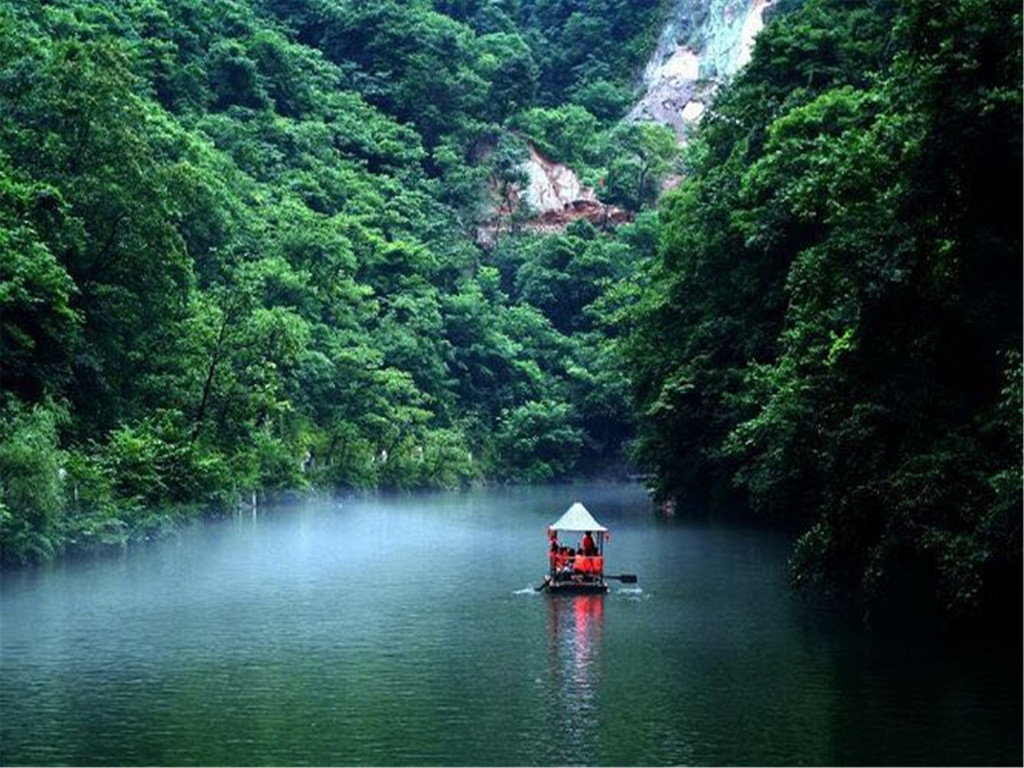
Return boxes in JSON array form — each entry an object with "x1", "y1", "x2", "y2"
[
  {"x1": 604, "y1": 574, "x2": 638, "y2": 583},
  {"x1": 535, "y1": 575, "x2": 552, "y2": 592}
]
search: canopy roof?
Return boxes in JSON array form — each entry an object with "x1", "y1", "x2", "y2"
[{"x1": 549, "y1": 502, "x2": 607, "y2": 533}]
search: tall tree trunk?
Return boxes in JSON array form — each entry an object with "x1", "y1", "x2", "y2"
[{"x1": 191, "y1": 312, "x2": 232, "y2": 444}]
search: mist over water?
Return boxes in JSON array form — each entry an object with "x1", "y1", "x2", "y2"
[{"x1": 1, "y1": 483, "x2": 1019, "y2": 765}]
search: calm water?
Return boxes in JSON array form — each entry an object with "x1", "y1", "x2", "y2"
[{"x1": 1, "y1": 483, "x2": 1019, "y2": 766}]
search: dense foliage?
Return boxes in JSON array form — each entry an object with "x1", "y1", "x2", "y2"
[
  {"x1": 627, "y1": 0, "x2": 1022, "y2": 619},
  {"x1": 0, "y1": 0, "x2": 664, "y2": 564}
]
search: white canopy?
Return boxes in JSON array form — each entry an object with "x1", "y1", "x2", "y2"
[{"x1": 549, "y1": 502, "x2": 607, "y2": 533}]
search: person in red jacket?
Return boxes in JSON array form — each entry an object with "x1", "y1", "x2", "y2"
[
  {"x1": 548, "y1": 529, "x2": 560, "y2": 570},
  {"x1": 582, "y1": 531, "x2": 596, "y2": 556}
]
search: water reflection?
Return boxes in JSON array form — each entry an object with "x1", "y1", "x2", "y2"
[{"x1": 545, "y1": 595, "x2": 605, "y2": 752}]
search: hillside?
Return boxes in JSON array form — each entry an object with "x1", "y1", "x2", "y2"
[
  {"x1": 0, "y1": 0, "x2": 667, "y2": 563},
  {"x1": 626, "y1": 0, "x2": 1022, "y2": 620}
]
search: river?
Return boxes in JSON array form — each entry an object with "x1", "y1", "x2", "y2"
[{"x1": 0, "y1": 483, "x2": 1019, "y2": 765}]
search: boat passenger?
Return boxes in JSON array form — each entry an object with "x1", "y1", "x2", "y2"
[
  {"x1": 561, "y1": 548, "x2": 577, "y2": 581},
  {"x1": 551, "y1": 546, "x2": 564, "y2": 573},
  {"x1": 582, "y1": 531, "x2": 596, "y2": 556},
  {"x1": 572, "y1": 549, "x2": 590, "y2": 582}
]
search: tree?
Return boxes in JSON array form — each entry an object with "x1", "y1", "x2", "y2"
[
  {"x1": 0, "y1": 401, "x2": 68, "y2": 565},
  {"x1": 601, "y1": 122, "x2": 677, "y2": 210},
  {"x1": 0, "y1": 168, "x2": 80, "y2": 403}
]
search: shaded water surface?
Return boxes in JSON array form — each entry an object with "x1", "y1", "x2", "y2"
[{"x1": 1, "y1": 483, "x2": 1019, "y2": 765}]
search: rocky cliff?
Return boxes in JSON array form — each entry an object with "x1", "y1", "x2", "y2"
[
  {"x1": 478, "y1": 142, "x2": 630, "y2": 246},
  {"x1": 479, "y1": 0, "x2": 773, "y2": 244},
  {"x1": 628, "y1": 0, "x2": 773, "y2": 140}
]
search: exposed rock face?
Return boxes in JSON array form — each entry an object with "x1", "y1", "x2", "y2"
[
  {"x1": 628, "y1": 0, "x2": 773, "y2": 141},
  {"x1": 478, "y1": 0, "x2": 774, "y2": 244},
  {"x1": 521, "y1": 143, "x2": 597, "y2": 214},
  {"x1": 478, "y1": 142, "x2": 630, "y2": 247}
]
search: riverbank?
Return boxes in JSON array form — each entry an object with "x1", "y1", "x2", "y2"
[{"x1": 0, "y1": 451, "x2": 644, "y2": 568}]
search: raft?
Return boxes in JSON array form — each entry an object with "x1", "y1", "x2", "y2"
[
  {"x1": 543, "y1": 575, "x2": 609, "y2": 595},
  {"x1": 541, "y1": 502, "x2": 612, "y2": 594}
]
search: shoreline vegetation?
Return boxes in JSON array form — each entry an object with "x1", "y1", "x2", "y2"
[{"x1": 0, "y1": 403, "x2": 644, "y2": 565}]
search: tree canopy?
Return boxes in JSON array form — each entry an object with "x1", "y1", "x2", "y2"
[{"x1": 0, "y1": 0, "x2": 660, "y2": 564}]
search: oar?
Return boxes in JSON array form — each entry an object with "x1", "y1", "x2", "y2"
[
  {"x1": 605, "y1": 574, "x2": 638, "y2": 584},
  {"x1": 535, "y1": 575, "x2": 552, "y2": 592}
]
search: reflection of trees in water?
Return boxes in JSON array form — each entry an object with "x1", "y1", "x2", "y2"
[{"x1": 545, "y1": 595, "x2": 605, "y2": 755}]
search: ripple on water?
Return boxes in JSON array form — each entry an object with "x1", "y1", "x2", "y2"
[{"x1": 0, "y1": 484, "x2": 1020, "y2": 766}]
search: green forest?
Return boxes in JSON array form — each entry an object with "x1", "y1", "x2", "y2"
[
  {"x1": 628, "y1": 0, "x2": 1022, "y2": 619},
  {"x1": 0, "y1": 0, "x2": 1020, "y2": 623},
  {"x1": 0, "y1": 0, "x2": 670, "y2": 562}
]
